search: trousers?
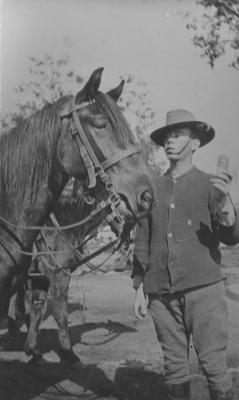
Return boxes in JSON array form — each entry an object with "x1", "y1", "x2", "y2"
[{"x1": 148, "y1": 281, "x2": 232, "y2": 392}]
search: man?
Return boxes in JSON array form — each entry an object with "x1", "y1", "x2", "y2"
[{"x1": 132, "y1": 109, "x2": 239, "y2": 400}]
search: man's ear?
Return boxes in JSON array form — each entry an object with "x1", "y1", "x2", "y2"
[{"x1": 191, "y1": 138, "x2": 200, "y2": 152}]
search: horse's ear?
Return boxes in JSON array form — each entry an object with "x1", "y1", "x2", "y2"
[
  {"x1": 107, "y1": 80, "x2": 125, "y2": 103},
  {"x1": 75, "y1": 67, "x2": 104, "y2": 104}
]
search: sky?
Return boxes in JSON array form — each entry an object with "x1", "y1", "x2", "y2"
[{"x1": 1, "y1": 0, "x2": 239, "y2": 199}]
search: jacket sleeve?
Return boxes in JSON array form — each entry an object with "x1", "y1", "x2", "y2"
[
  {"x1": 131, "y1": 215, "x2": 151, "y2": 279},
  {"x1": 215, "y1": 206, "x2": 239, "y2": 245},
  {"x1": 209, "y1": 189, "x2": 239, "y2": 245}
]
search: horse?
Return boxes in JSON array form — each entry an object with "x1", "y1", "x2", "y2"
[{"x1": 0, "y1": 67, "x2": 154, "y2": 323}]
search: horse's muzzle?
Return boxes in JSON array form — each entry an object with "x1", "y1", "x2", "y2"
[{"x1": 116, "y1": 188, "x2": 153, "y2": 225}]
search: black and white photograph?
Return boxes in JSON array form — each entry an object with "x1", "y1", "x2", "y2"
[{"x1": 0, "y1": 1, "x2": 239, "y2": 399}]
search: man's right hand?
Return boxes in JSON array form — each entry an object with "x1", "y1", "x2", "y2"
[{"x1": 133, "y1": 283, "x2": 148, "y2": 319}]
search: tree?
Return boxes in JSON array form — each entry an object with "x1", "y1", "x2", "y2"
[
  {"x1": 118, "y1": 73, "x2": 167, "y2": 174},
  {"x1": 1, "y1": 54, "x2": 84, "y2": 132},
  {"x1": 185, "y1": 0, "x2": 239, "y2": 69}
]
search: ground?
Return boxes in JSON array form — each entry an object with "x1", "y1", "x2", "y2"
[{"x1": 0, "y1": 245, "x2": 239, "y2": 400}]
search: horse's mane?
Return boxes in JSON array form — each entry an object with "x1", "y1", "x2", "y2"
[
  {"x1": 0, "y1": 96, "x2": 72, "y2": 212},
  {"x1": 0, "y1": 90, "x2": 135, "y2": 215},
  {"x1": 57, "y1": 179, "x2": 85, "y2": 215},
  {"x1": 95, "y1": 92, "x2": 135, "y2": 149}
]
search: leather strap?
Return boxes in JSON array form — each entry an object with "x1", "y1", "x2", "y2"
[
  {"x1": 72, "y1": 110, "x2": 102, "y2": 169},
  {"x1": 101, "y1": 147, "x2": 140, "y2": 170}
]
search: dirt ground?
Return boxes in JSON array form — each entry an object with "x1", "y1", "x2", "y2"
[{"x1": 0, "y1": 246, "x2": 239, "y2": 400}]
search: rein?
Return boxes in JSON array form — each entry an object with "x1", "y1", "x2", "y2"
[
  {"x1": 0, "y1": 198, "x2": 111, "y2": 232},
  {"x1": 0, "y1": 198, "x2": 117, "y2": 257},
  {"x1": 38, "y1": 212, "x2": 122, "y2": 275},
  {"x1": 29, "y1": 213, "x2": 124, "y2": 278}
]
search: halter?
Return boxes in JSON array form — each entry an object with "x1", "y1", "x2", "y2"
[
  {"x1": 62, "y1": 101, "x2": 140, "y2": 180},
  {"x1": 60, "y1": 99, "x2": 140, "y2": 231}
]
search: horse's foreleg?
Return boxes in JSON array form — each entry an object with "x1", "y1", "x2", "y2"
[
  {"x1": 0, "y1": 271, "x2": 12, "y2": 321},
  {"x1": 8, "y1": 293, "x2": 20, "y2": 335},
  {"x1": 50, "y1": 272, "x2": 79, "y2": 364},
  {"x1": 8, "y1": 285, "x2": 26, "y2": 334},
  {"x1": 24, "y1": 298, "x2": 46, "y2": 361}
]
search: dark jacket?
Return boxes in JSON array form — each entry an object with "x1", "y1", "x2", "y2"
[{"x1": 133, "y1": 167, "x2": 239, "y2": 295}]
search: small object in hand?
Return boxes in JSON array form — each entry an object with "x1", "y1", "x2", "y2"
[{"x1": 216, "y1": 154, "x2": 229, "y2": 175}]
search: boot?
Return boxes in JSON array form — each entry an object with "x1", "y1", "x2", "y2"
[
  {"x1": 209, "y1": 388, "x2": 233, "y2": 400},
  {"x1": 165, "y1": 381, "x2": 191, "y2": 399}
]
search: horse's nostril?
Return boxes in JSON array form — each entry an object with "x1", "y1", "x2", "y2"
[{"x1": 138, "y1": 190, "x2": 153, "y2": 211}]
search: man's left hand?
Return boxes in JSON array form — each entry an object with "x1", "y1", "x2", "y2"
[
  {"x1": 210, "y1": 170, "x2": 233, "y2": 205},
  {"x1": 210, "y1": 169, "x2": 235, "y2": 226}
]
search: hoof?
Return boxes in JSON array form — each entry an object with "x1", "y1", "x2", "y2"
[
  {"x1": 58, "y1": 349, "x2": 82, "y2": 366},
  {"x1": 28, "y1": 354, "x2": 46, "y2": 366},
  {"x1": 25, "y1": 344, "x2": 42, "y2": 357}
]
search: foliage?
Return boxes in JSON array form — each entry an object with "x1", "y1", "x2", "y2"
[
  {"x1": 1, "y1": 54, "x2": 84, "y2": 132},
  {"x1": 118, "y1": 73, "x2": 167, "y2": 174},
  {"x1": 185, "y1": 0, "x2": 239, "y2": 69}
]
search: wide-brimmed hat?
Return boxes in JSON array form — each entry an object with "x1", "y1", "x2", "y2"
[{"x1": 150, "y1": 109, "x2": 215, "y2": 147}]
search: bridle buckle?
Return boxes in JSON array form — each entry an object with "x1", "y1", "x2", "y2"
[{"x1": 71, "y1": 121, "x2": 78, "y2": 137}]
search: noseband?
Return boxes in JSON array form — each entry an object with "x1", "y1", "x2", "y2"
[{"x1": 60, "y1": 100, "x2": 140, "y2": 232}]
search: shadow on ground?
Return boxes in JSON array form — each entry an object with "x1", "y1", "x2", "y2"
[
  {"x1": 0, "y1": 359, "x2": 166, "y2": 400},
  {"x1": 0, "y1": 319, "x2": 136, "y2": 354},
  {"x1": 1, "y1": 357, "x2": 239, "y2": 400}
]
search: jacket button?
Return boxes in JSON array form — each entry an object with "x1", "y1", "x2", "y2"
[{"x1": 167, "y1": 232, "x2": 173, "y2": 239}]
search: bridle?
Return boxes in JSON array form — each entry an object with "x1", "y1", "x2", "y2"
[
  {"x1": 59, "y1": 99, "x2": 140, "y2": 233},
  {"x1": 0, "y1": 97, "x2": 140, "y2": 271}
]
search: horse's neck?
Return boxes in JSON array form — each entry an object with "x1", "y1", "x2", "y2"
[
  {"x1": 4, "y1": 173, "x2": 69, "y2": 248},
  {"x1": 52, "y1": 198, "x2": 104, "y2": 241}
]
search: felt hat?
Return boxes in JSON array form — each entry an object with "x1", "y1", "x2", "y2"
[{"x1": 150, "y1": 109, "x2": 215, "y2": 147}]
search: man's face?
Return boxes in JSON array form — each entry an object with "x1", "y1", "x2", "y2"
[{"x1": 164, "y1": 127, "x2": 199, "y2": 160}]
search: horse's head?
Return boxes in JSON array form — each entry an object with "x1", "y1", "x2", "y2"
[{"x1": 57, "y1": 68, "x2": 154, "y2": 228}]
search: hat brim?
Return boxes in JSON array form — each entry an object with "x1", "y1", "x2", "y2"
[{"x1": 150, "y1": 121, "x2": 215, "y2": 147}]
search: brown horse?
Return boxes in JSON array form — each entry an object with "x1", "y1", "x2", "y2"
[{"x1": 0, "y1": 67, "x2": 154, "y2": 322}]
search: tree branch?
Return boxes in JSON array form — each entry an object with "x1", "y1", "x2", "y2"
[{"x1": 216, "y1": 1, "x2": 239, "y2": 19}]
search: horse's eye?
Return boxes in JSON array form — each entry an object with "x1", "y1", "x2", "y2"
[{"x1": 95, "y1": 126, "x2": 108, "y2": 135}]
